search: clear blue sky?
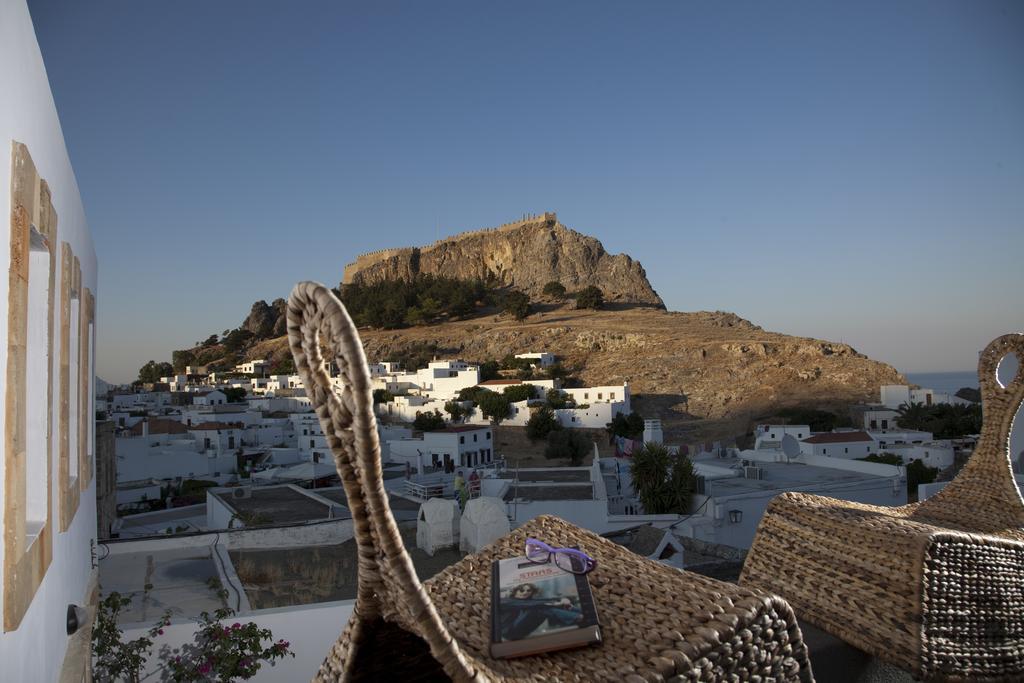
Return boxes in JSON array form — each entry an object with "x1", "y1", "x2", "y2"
[{"x1": 27, "y1": 0, "x2": 1024, "y2": 384}]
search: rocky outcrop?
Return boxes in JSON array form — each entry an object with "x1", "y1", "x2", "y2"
[
  {"x1": 242, "y1": 298, "x2": 288, "y2": 340},
  {"x1": 342, "y1": 213, "x2": 665, "y2": 307}
]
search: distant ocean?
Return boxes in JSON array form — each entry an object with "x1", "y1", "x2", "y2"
[{"x1": 905, "y1": 371, "x2": 978, "y2": 394}]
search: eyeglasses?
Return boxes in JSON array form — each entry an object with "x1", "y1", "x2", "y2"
[{"x1": 525, "y1": 538, "x2": 597, "y2": 575}]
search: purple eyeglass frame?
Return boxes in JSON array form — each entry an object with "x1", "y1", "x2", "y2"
[{"x1": 525, "y1": 538, "x2": 598, "y2": 574}]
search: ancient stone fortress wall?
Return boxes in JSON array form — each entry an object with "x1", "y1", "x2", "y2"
[{"x1": 343, "y1": 212, "x2": 558, "y2": 282}]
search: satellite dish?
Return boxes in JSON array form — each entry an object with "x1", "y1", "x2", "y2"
[{"x1": 781, "y1": 434, "x2": 801, "y2": 462}]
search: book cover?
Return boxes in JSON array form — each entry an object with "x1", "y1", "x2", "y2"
[{"x1": 489, "y1": 555, "x2": 601, "y2": 658}]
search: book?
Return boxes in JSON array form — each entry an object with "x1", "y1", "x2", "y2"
[{"x1": 489, "y1": 555, "x2": 601, "y2": 658}]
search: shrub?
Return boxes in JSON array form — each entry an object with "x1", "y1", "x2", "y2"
[
  {"x1": 502, "y1": 384, "x2": 535, "y2": 403},
  {"x1": 526, "y1": 406, "x2": 562, "y2": 441},
  {"x1": 413, "y1": 410, "x2": 446, "y2": 432},
  {"x1": 477, "y1": 391, "x2": 511, "y2": 424},
  {"x1": 544, "y1": 430, "x2": 592, "y2": 466},
  {"x1": 501, "y1": 290, "x2": 531, "y2": 320},
  {"x1": 444, "y1": 400, "x2": 467, "y2": 422},
  {"x1": 542, "y1": 281, "x2": 566, "y2": 299},
  {"x1": 575, "y1": 285, "x2": 604, "y2": 310}
]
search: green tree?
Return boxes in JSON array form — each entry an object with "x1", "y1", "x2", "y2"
[
  {"x1": 546, "y1": 388, "x2": 569, "y2": 409},
  {"x1": 542, "y1": 281, "x2": 566, "y2": 299},
  {"x1": 630, "y1": 443, "x2": 695, "y2": 514},
  {"x1": 776, "y1": 407, "x2": 852, "y2": 432},
  {"x1": 575, "y1": 285, "x2": 604, "y2": 310},
  {"x1": 137, "y1": 360, "x2": 174, "y2": 384},
  {"x1": 457, "y1": 385, "x2": 494, "y2": 405},
  {"x1": 477, "y1": 391, "x2": 511, "y2": 424},
  {"x1": 413, "y1": 410, "x2": 446, "y2": 431},
  {"x1": 478, "y1": 360, "x2": 500, "y2": 382},
  {"x1": 895, "y1": 402, "x2": 931, "y2": 431},
  {"x1": 171, "y1": 349, "x2": 195, "y2": 373},
  {"x1": 223, "y1": 387, "x2": 247, "y2": 403},
  {"x1": 444, "y1": 400, "x2": 466, "y2": 422},
  {"x1": 502, "y1": 384, "x2": 535, "y2": 403},
  {"x1": 526, "y1": 406, "x2": 562, "y2": 441},
  {"x1": 222, "y1": 329, "x2": 255, "y2": 353},
  {"x1": 606, "y1": 411, "x2": 645, "y2": 442},
  {"x1": 501, "y1": 290, "x2": 531, "y2": 320},
  {"x1": 544, "y1": 429, "x2": 591, "y2": 465},
  {"x1": 906, "y1": 459, "x2": 939, "y2": 493},
  {"x1": 269, "y1": 357, "x2": 295, "y2": 374}
]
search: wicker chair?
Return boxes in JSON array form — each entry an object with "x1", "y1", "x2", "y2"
[
  {"x1": 741, "y1": 333, "x2": 1024, "y2": 681},
  {"x1": 287, "y1": 282, "x2": 814, "y2": 682}
]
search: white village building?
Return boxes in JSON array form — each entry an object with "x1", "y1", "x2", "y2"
[
  {"x1": 514, "y1": 352, "x2": 556, "y2": 367},
  {"x1": 880, "y1": 384, "x2": 973, "y2": 409}
]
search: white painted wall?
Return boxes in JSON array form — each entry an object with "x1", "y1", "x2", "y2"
[{"x1": 0, "y1": 3, "x2": 99, "y2": 679}]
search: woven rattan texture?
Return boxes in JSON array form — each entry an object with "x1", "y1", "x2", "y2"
[
  {"x1": 287, "y1": 282, "x2": 814, "y2": 683},
  {"x1": 741, "y1": 333, "x2": 1024, "y2": 681}
]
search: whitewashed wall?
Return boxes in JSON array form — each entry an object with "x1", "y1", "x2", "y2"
[{"x1": 0, "y1": 2, "x2": 99, "y2": 680}]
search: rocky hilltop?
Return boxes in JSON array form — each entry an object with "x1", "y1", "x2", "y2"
[
  {"x1": 183, "y1": 214, "x2": 906, "y2": 442},
  {"x1": 342, "y1": 212, "x2": 665, "y2": 307}
]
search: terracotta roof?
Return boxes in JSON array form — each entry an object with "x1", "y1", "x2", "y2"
[
  {"x1": 802, "y1": 431, "x2": 874, "y2": 444},
  {"x1": 431, "y1": 425, "x2": 491, "y2": 433},
  {"x1": 127, "y1": 418, "x2": 188, "y2": 436},
  {"x1": 478, "y1": 380, "x2": 524, "y2": 386},
  {"x1": 190, "y1": 421, "x2": 242, "y2": 431}
]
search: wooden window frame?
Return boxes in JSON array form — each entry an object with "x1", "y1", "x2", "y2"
[
  {"x1": 58, "y1": 242, "x2": 81, "y2": 531},
  {"x1": 4, "y1": 142, "x2": 56, "y2": 632},
  {"x1": 79, "y1": 287, "x2": 94, "y2": 491}
]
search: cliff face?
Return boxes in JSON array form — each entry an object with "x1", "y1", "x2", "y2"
[{"x1": 342, "y1": 213, "x2": 665, "y2": 307}]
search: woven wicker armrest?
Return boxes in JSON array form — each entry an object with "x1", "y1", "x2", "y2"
[
  {"x1": 741, "y1": 334, "x2": 1024, "y2": 681},
  {"x1": 287, "y1": 282, "x2": 814, "y2": 682}
]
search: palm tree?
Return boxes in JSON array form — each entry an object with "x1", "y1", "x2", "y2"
[
  {"x1": 896, "y1": 402, "x2": 930, "y2": 431},
  {"x1": 630, "y1": 443, "x2": 671, "y2": 514},
  {"x1": 629, "y1": 444, "x2": 695, "y2": 515}
]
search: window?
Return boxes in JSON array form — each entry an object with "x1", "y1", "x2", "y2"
[
  {"x1": 5, "y1": 143, "x2": 57, "y2": 631},
  {"x1": 57, "y1": 245, "x2": 84, "y2": 530}
]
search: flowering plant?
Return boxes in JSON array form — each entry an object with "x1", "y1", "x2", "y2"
[
  {"x1": 92, "y1": 590, "x2": 292, "y2": 682},
  {"x1": 164, "y1": 594, "x2": 293, "y2": 682},
  {"x1": 92, "y1": 592, "x2": 170, "y2": 682}
]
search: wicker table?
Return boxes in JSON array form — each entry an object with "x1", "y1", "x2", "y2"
[
  {"x1": 742, "y1": 333, "x2": 1024, "y2": 681},
  {"x1": 287, "y1": 281, "x2": 814, "y2": 682}
]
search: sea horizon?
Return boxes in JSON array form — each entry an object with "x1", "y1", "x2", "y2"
[{"x1": 904, "y1": 371, "x2": 979, "y2": 395}]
